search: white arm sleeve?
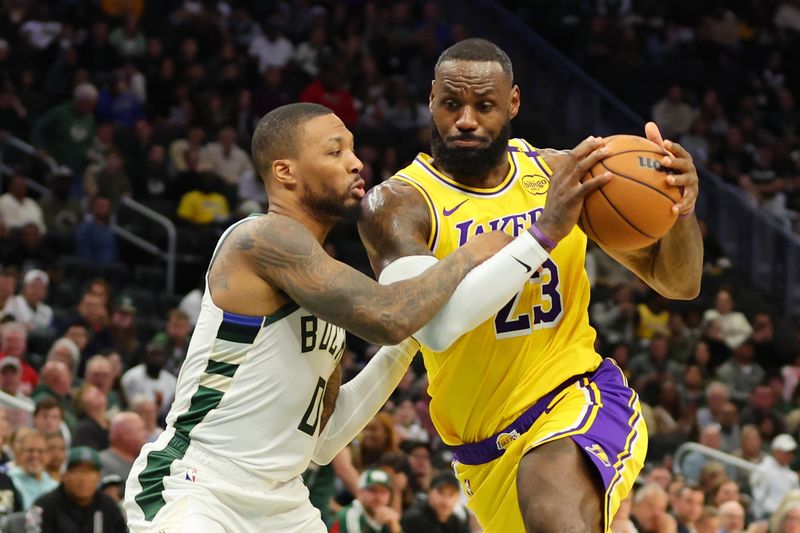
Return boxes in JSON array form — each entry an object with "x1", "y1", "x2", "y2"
[
  {"x1": 311, "y1": 338, "x2": 420, "y2": 465},
  {"x1": 379, "y1": 231, "x2": 549, "y2": 352}
]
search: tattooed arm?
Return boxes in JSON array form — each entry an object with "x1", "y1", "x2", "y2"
[
  {"x1": 237, "y1": 213, "x2": 506, "y2": 345},
  {"x1": 319, "y1": 364, "x2": 342, "y2": 433}
]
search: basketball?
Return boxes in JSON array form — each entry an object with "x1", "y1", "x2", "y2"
[{"x1": 579, "y1": 135, "x2": 681, "y2": 250}]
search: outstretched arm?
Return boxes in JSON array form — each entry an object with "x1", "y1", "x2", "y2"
[
  {"x1": 359, "y1": 137, "x2": 611, "y2": 351},
  {"x1": 311, "y1": 338, "x2": 420, "y2": 465},
  {"x1": 541, "y1": 123, "x2": 703, "y2": 300},
  {"x1": 236, "y1": 214, "x2": 505, "y2": 345}
]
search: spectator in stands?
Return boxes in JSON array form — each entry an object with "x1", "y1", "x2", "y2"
[
  {"x1": 589, "y1": 283, "x2": 636, "y2": 346},
  {"x1": 84, "y1": 355, "x2": 122, "y2": 414},
  {"x1": 168, "y1": 125, "x2": 206, "y2": 174},
  {"x1": 699, "y1": 321, "x2": 734, "y2": 373},
  {"x1": 43, "y1": 432, "x2": 65, "y2": 484},
  {"x1": 75, "y1": 195, "x2": 118, "y2": 265},
  {"x1": 770, "y1": 499, "x2": 800, "y2": 533},
  {"x1": 741, "y1": 384, "x2": 786, "y2": 440},
  {"x1": 695, "y1": 507, "x2": 721, "y2": 533},
  {"x1": 672, "y1": 484, "x2": 705, "y2": 533},
  {"x1": 248, "y1": 17, "x2": 294, "y2": 73},
  {"x1": 121, "y1": 341, "x2": 176, "y2": 416},
  {"x1": 31, "y1": 399, "x2": 64, "y2": 447},
  {"x1": 0, "y1": 322, "x2": 38, "y2": 393},
  {"x1": 200, "y1": 126, "x2": 254, "y2": 195},
  {"x1": 331, "y1": 468, "x2": 402, "y2": 533},
  {"x1": 31, "y1": 361, "x2": 75, "y2": 432},
  {"x1": 72, "y1": 384, "x2": 109, "y2": 451},
  {"x1": 682, "y1": 425, "x2": 725, "y2": 481},
  {"x1": 394, "y1": 396, "x2": 429, "y2": 444},
  {"x1": 7, "y1": 430, "x2": 58, "y2": 509},
  {"x1": 99, "y1": 474, "x2": 124, "y2": 504},
  {"x1": 109, "y1": 15, "x2": 146, "y2": 60},
  {"x1": 84, "y1": 149, "x2": 132, "y2": 207},
  {"x1": 718, "y1": 500, "x2": 745, "y2": 533},
  {"x1": 354, "y1": 412, "x2": 399, "y2": 470},
  {"x1": 698, "y1": 381, "x2": 731, "y2": 430},
  {"x1": 751, "y1": 434, "x2": 800, "y2": 519},
  {"x1": 176, "y1": 171, "x2": 230, "y2": 225},
  {"x1": 150, "y1": 308, "x2": 191, "y2": 374},
  {"x1": 717, "y1": 402, "x2": 741, "y2": 453},
  {"x1": 30, "y1": 83, "x2": 97, "y2": 176},
  {"x1": 629, "y1": 483, "x2": 674, "y2": 533},
  {"x1": 99, "y1": 411, "x2": 146, "y2": 483},
  {"x1": 703, "y1": 290, "x2": 753, "y2": 350},
  {"x1": 635, "y1": 291, "x2": 671, "y2": 342},
  {"x1": 0, "y1": 356, "x2": 33, "y2": 428},
  {"x1": 62, "y1": 320, "x2": 91, "y2": 359},
  {"x1": 0, "y1": 173, "x2": 46, "y2": 234},
  {"x1": 129, "y1": 394, "x2": 163, "y2": 443},
  {"x1": 712, "y1": 478, "x2": 741, "y2": 508},
  {"x1": 30, "y1": 446, "x2": 126, "y2": 532},
  {"x1": 2, "y1": 269, "x2": 52, "y2": 333},
  {"x1": 735, "y1": 424, "x2": 765, "y2": 465},
  {"x1": 0, "y1": 268, "x2": 16, "y2": 310},
  {"x1": 717, "y1": 339, "x2": 765, "y2": 404},
  {"x1": 45, "y1": 338, "x2": 80, "y2": 386},
  {"x1": 751, "y1": 312, "x2": 783, "y2": 373},
  {"x1": 629, "y1": 332, "x2": 683, "y2": 390},
  {"x1": 0, "y1": 464, "x2": 22, "y2": 517},
  {"x1": 108, "y1": 294, "x2": 139, "y2": 363},
  {"x1": 300, "y1": 65, "x2": 359, "y2": 127},
  {"x1": 400, "y1": 471, "x2": 469, "y2": 533}
]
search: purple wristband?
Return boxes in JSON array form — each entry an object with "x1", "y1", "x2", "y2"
[{"x1": 530, "y1": 224, "x2": 558, "y2": 252}]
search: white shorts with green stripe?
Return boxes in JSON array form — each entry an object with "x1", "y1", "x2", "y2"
[{"x1": 124, "y1": 430, "x2": 327, "y2": 532}]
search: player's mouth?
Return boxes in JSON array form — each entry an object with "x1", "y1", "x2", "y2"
[
  {"x1": 351, "y1": 178, "x2": 366, "y2": 199},
  {"x1": 448, "y1": 136, "x2": 488, "y2": 148}
]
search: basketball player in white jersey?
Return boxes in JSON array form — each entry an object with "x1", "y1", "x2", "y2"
[{"x1": 123, "y1": 103, "x2": 514, "y2": 532}]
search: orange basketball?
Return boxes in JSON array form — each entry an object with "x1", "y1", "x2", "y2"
[{"x1": 579, "y1": 135, "x2": 681, "y2": 250}]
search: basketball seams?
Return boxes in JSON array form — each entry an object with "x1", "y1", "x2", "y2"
[
  {"x1": 596, "y1": 187, "x2": 657, "y2": 240},
  {"x1": 598, "y1": 158, "x2": 679, "y2": 204},
  {"x1": 580, "y1": 168, "x2": 606, "y2": 246}
]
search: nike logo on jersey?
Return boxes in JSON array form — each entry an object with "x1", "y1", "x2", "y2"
[
  {"x1": 512, "y1": 256, "x2": 532, "y2": 273},
  {"x1": 443, "y1": 199, "x2": 469, "y2": 216}
]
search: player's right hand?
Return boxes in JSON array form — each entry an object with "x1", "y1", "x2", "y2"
[
  {"x1": 461, "y1": 230, "x2": 514, "y2": 264},
  {"x1": 535, "y1": 136, "x2": 612, "y2": 244}
]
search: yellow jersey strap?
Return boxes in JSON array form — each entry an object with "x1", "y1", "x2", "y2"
[
  {"x1": 509, "y1": 139, "x2": 554, "y2": 176},
  {"x1": 390, "y1": 173, "x2": 439, "y2": 252}
]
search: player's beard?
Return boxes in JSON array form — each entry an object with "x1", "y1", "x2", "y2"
[
  {"x1": 303, "y1": 182, "x2": 362, "y2": 223},
  {"x1": 431, "y1": 119, "x2": 512, "y2": 181}
]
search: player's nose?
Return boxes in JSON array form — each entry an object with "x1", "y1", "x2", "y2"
[
  {"x1": 348, "y1": 152, "x2": 364, "y2": 174},
  {"x1": 455, "y1": 106, "x2": 478, "y2": 130}
]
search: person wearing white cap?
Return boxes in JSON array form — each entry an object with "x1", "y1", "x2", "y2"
[
  {"x1": 750, "y1": 433, "x2": 800, "y2": 519},
  {"x1": 1, "y1": 269, "x2": 53, "y2": 333}
]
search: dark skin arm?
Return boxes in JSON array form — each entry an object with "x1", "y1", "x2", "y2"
[
  {"x1": 319, "y1": 363, "x2": 342, "y2": 432},
  {"x1": 236, "y1": 213, "x2": 508, "y2": 345},
  {"x1": 539, "y1": 125, "x2": 703, "y2": 300}
]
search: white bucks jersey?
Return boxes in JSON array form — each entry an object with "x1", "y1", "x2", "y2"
[{"x1": 164, "y1": 217, "x2": 346, "y2": 481}]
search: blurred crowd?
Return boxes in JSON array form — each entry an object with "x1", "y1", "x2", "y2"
[
  {"x1": 0, "y1": 0, "x2": 798, "y2": 532},
  {"x1": 507, "y1": 0, "x2": 800, "y2": 234}
]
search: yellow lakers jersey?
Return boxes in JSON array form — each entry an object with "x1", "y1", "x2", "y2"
[{"x1": 393, "y1": 139, "x2": 602, "y2": 445}]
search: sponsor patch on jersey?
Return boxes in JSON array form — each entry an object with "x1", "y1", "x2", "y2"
[
  {"x1": 185, "y1": 467, "x2": 198, "y2": 482},
  {"x1": 584, "y1": 443, "x2": 611, "y2": 467},
  {"x1": 464, "y1": 478, "x2": 474, "y2": 497},
  {"x1": 521, "y1": 174, "x2": 550, "y2": 195},
  {"x1": 495, "y1": 430, "x2": 521, "y2": 451}
]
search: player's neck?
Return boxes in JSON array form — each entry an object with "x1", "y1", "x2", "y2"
[
  {"x1": 268, "y1": 199, "x2": 333, "y2": 243},
  {"x1": 433, "y1": 157, "x2": 511, "y2": 189}
]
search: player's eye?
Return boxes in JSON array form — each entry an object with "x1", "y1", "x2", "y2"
[
  {"x1": 444, "y1": 100, "x2": 459, "y2": 110},
  {"x1": 329, "y1": 150, "x2": 341, "y2": 157},
  {"x1": 479, "y1": 102, "x2": 493, "y2": 112}
]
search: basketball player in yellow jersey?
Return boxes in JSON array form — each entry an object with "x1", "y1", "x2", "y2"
[{"x1": 359, "y1": 39, "x2": 703, "y2": 532}]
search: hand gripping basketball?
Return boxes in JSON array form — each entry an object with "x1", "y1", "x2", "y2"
[{"x1": 534, "y1": 136, "x2": 612, "y2": 245}]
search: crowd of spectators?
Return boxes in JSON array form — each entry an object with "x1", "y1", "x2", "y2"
[
  {"x1": 0, "y1": 0, "x2": 797, "y2": 532},
  {"x1": 507, "y1": 0, "x2": 800, "y2": 234}
]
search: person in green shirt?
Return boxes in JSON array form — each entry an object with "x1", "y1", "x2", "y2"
[
  {"x1": 31, "y1": 83, "x2": 97, "y2": 176},
  {"x1": 331, "y1": 469, "x2": 402, "y2": 533}
]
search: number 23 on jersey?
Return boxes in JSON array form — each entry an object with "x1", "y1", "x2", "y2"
[{"x1": 494, "y1": 258, "x2": 563, "y2": 339}]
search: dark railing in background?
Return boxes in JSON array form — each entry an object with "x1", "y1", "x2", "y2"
[{"x1": 445, "y1": 0, "x2": 800, "y2": 316}]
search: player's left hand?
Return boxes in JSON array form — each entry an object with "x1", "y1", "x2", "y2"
[{"x1": 645, "y1": 121, "x2": 698, "y2": 217}]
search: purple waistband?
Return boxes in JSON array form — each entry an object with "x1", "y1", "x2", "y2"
[{"x1": 450, "y1": 371, "x2": 592, "y2": 465}]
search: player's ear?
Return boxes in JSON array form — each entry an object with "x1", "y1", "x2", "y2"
[
  {"x1": 509, "y1": 85, "x2": 520, "y2": 120},
  {"x1": 272, "y1": 159, "x2": 297, "y2": 188}
]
